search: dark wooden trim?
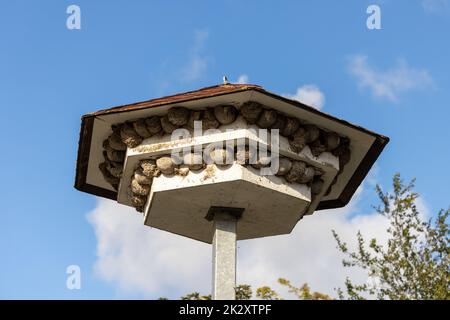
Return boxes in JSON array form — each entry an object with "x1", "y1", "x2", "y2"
[
  {"x1": 74, "y1": 116, "x2": 119, "y2": 201},
  {"x1": 78, "y1": 183, "x2": 117, "y2": 201},
  {"x1": 74, "y1": 116, "x2": 93, "y2": 191},
  {"x1": 316, "y1": 136, "x2": 389, "y2": 210}
]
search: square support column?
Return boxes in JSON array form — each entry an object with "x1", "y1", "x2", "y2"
[{"x1": 211, "y1": 208, "x2": 243, "y2": 300}]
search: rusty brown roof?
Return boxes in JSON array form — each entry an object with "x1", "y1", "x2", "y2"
[{"x1": 84, "y1": 84, "x2": 263, "y2": 118}]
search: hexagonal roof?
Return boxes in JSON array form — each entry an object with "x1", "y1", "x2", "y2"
[{"x1": 75, "y1": 83, "x2": 389, "y2": 210}]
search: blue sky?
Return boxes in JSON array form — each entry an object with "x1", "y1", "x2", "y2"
[{"x1": 0, "y1": 0, "x2": 449, "y2": 299}]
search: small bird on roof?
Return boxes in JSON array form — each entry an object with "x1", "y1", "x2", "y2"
[{"x1": 222, "y1": 75, "x2": 229, "y2": 85}]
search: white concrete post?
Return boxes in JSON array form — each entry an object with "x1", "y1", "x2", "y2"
[{"x1": 212, "y1": 212, "x2": 237, "y2": 300}]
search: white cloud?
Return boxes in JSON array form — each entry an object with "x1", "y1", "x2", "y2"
[
  {"x1": 285, "y1": 85, "x2": 326, "y2": 110},
  {"x1": 181, "y1": 30, "x2": 210, "y2": 83},
  {"x1": 87, "y1": 200, "x2": 211, "y2": 299},
  {"x1": 348, "y1": 55, "x2": 433, "y2": 102},
  {"x1": 88, "y1": 179, "x2": 413, "y2": 299},
  {"x1": 422, "y1": 0, "x2": 449, "y2": 13},
  {"x1": 236, "y1": 74, "x2": 249, "y2": 84}
]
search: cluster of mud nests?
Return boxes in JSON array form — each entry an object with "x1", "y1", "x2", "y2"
[{"x1": 99, "y1": 102, "x2": 351, "y2": 211}]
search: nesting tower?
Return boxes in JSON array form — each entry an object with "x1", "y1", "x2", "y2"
[{"x1": 75, "y1": 83, "x2": 389, "y2": 299}]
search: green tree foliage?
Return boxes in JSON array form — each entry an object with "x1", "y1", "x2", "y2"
[
  {"x1": 180, "y1": 292, "x2": 211, "y2": 300},
  {"x1": 256, "y1": 286, "x2": 281, "y2": 300},
  {"x1": 278, "y1": 278, "x2": 332, "y2": 300},
  {"x1": 255, "y1": 279, "x2": 332, "y2": 300},
  {"x1": 178, "y1": 285, "x2": 252, "y2": 300},
  {"x1": 235, "y1": 284, "x2": 252, "y2": 300},
  {"x1": 178, "y1": 282, "x2": 330, "y2": 300},
  {"x1": 333, "y1": 173, "x2": 449, "y2": 300}
]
